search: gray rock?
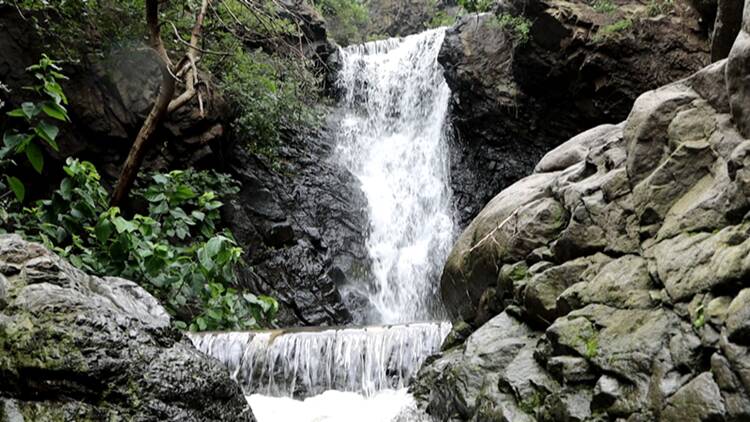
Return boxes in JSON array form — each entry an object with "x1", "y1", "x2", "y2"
[
  {"x1": 411, "y1": 312, "x2": 545, "y2": 421},
  {"x1": 0, "y1": 235, "x2": 253, "y2": 421},
  {"x1": 727, "y1": 0, "x2": 750, "y2": 138},
  {"x1": 726, "y1": 288, "x2": 750, "y2": 345},
  {"x1": 649, "y1": 224, "x2": 750, "y2": 302},
  {"x1": 661, "y1": 372, "x2": 726, "y2": 422}
]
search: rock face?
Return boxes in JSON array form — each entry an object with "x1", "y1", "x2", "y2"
[
  {"x1": 221, "y1": 123, "x2": 368, "y2": 327},
  {"x1": 0, "y1": 235, "x2": 253, "y2": 421},
  {"x1": 415, "y1": 6, "x2": 750, "y2": 420},
  {"x1": 364, "y1": 0, "x2": 460, "y2": 38},
  {"x1": 442, "y1": 0, "x2": 710, "y2": 227}
]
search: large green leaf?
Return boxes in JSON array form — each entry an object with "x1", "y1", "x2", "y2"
[
  {"x1": 6, "y1": 176, "x2": 24, "y2": 202},
  {"x1": 21, "y1": 102, "x2": 39, "y2": 119},
  {"x1": 25, "y1": 142, "x2": 43, "y2": 173},
  {"x1": 41, "y1": 102, "x2": 69, "y2": 122},
  {"x1": 35, "y1": 121, "x2": 59, "y2": 151}
]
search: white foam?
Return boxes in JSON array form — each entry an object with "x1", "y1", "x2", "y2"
[
  {"x1": 247, "y1": 388, "x2": 432, "y2": 422},
  {"x1": 335, "y1": 29, "x2": 456, "y2": 324}
]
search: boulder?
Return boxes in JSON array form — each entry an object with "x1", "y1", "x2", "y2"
[
  {"x1": 0, "y1": 235, "x2": 253, "y2": 421},
  {"x1": 416, "y1": 2, "x2": 750, "y2": 419}
]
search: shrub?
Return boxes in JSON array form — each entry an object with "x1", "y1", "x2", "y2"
[
  {"x1": 2, "y1": 55, "x2": 69, "y2": 201},
  {"x1": 427, "y1": 11, "x2": 456, "y2": 28},
  {"x1": 459, "y1": 0, "x2": 495, "y2": 13},
  {"x1": 495, "y1": 13, "x2": 532, "y2": 45},
  {"x1": 314, "y1": 0, "x2": 369, "y2": 45},
  {"x1": 220, "y1": 48, "x2": 321, "y2": 158},
  {"x1": 647, "y1": 0, "x2": 675, "y2": 16},
  {"x1": 593, "y1": 18, "x2": 632, "y2": 42},
  {"x1": 592, "y1": 0, "x2": 617, "y2": 13},
  {"x1": 1, "y1": 159, "x2": 278, "y2": 331}
]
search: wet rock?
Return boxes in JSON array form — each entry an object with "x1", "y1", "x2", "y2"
[
  {"x1": 662, "y1": 372, "x2": 726, "y2": 421},
  {"x1": 411, "y1": 312, "x2": 545, "y2": 420},
  {"x1": 441, "y1": 0, "x2": 710, "y2": 227},
  {"x1": 417, "y1": 8, "x2": 750, "y2": 418},
  {"x1": 726, "y1": 288, "x2": 750, "y2": 345},
  {"x1": 0, "y1": 234, "x2": 253, "y2": 421},
  {"x1": 223, "y1": 125, "x2": 368, "y2": 326},
  {"x1": 364, "y1": 0, "x2": 460, "y2": 38},
  {"x1": 711, "y1": 0, "x2": 744, "y2": 61}
]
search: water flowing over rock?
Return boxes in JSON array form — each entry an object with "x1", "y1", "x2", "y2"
[
  {"x1": 190, "y1": 322, "x2": 451, "y2": 398},
  {"x1": 333, "y1": 29, "x2": 456, "y2": 324},
  {"x1": 415, "y1": 5, "x2": 750, "y2": 419}
]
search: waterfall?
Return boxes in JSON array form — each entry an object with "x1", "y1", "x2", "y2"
[
  {"x1": 335, "y1": 28, "x2": 456, "y2": 324},
  {"x1": 189, "y1": 322, "x2": 451, "y2": 398},
  {"x1": 191, "y1": 29, "x2": 456, "y2": 421}
]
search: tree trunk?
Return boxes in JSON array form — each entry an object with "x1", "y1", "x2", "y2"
[{"x1": 110, "y1": 0, "x2": 209, "y2": 206}]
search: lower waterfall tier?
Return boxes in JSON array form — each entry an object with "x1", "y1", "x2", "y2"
[{"x1": 189, "y1": 322, "x2": 451, "y2": 398}]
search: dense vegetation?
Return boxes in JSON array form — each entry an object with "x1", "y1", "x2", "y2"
[
  {"x1": 0, "y1": 0, "x2": 332, "y2": 331},
  {"x1": 0, "y1": 58, "x2": 277, "y2": 331}
]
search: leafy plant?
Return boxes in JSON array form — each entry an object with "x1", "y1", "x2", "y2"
[
  {"x1": 314, "y1": 0, "x2": 369, "y2": 45},
  {"x1": 592, "y1": 18, "x2": 632, "y2": 42},
  {"x1": 647, "y1": 0, "x2": 674, "y2": 16},
  {"x1": 495, "y1": 13, "x2": 532, "y2": 45},
  {"x1": 427, "y1": 11, "x2": 456, "y2": 28},
  {"x1": 458, "y1": 0, "x2": 494, "y2": 13},
  {"x1": 592, "y1": 0, "x2": 617, "y2": 13},
  {"x1": 2, "y1": 159, "x2": 277, "y2": 331},
  {"x1": 1, "y1": 54, "x2": 69, "y2": 201},
  {"x1": 221, "y1": 49, "x2": 321, "y2": 158}
]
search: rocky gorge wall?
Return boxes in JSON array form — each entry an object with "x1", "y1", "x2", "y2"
[
  {"x1": 414, "y1": 1, "x2": 750, "y2": 420},
  {"x1": 442, "y1": 0, "x2": 711, "y2": 227}
]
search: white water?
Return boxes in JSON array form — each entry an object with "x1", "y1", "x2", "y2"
[
  {"x1": 247, "y1": 389, "x2": 432, "y2": 422},
  {"x1": 189, "y1": 322, "x2": 451, "y2": 398},
  {"x1": 335, "y1": 29, "x2": 456, "y2": 324}
]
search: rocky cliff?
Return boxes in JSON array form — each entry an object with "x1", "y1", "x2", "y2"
[
  {"x1": 0, "y1": 235, "x2": 253, "y2": 421},
  {"x1": 414, "y1": 1, "x2": 750, "y2": 420},
  {"x1": 442, "y1": 0, "x2": 710, "y2": 227}
]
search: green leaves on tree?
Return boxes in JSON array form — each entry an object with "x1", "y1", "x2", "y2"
[
  {"x1": 1, "y1": 158, "x2": 277, "y2": 332},
  {"x1": 2, "y1": 54, "x2": 69, "y2": 202}
]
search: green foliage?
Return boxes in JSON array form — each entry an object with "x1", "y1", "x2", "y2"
[
  {"x1": 592, "y1": 18, "x2": 632, "y2": 42},
  {"x1": 458, "y1": 0, "x2": 494, "y2": 13},
  {"x1": 1, "y1": 55, "x2": 69, "y2": 201},
  {"x1": 647, "y1": 0, "x2": 674, "y2": 16},
  {"x1": 495, "y1": 13, "x2": 532, "y2": 45},
  {"x1": 220, "y1": 48, "x2": 321, "y2": 158},
  {"x1": 518, "y1": 391, "x2": 544, "y2": 414},
  {"x1": 693, "y1": 304, "x2": 705, "y2": 329},
  {"x1": 314, "y1": 0, "x2": 369, "y2": 45},
  {"x1": 585, "y1": 336, "x2": 599, "y2": 358},
  {"x1": 592, "y1": 0, "x2": 617, "y2": 13},
  {"x1": 427, "y1": 11, "x2": 456, "y2": 28},
  {"x1": 14, "y1": 0, "x2": 148, "y2": 59},
  {"x1": 2, "y1": 159, "x2": 277, "y2": 331}
]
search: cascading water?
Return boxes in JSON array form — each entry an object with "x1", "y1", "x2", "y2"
[
  {"x1": 192, "y1": 29, "x2": 456, "y2": 422},
  {"x1": 335, "y1": 28, "x2": 456, "y2": 324},
  {"x1": 189, "y1": 322, "x2": 451, "y2": 397}
]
